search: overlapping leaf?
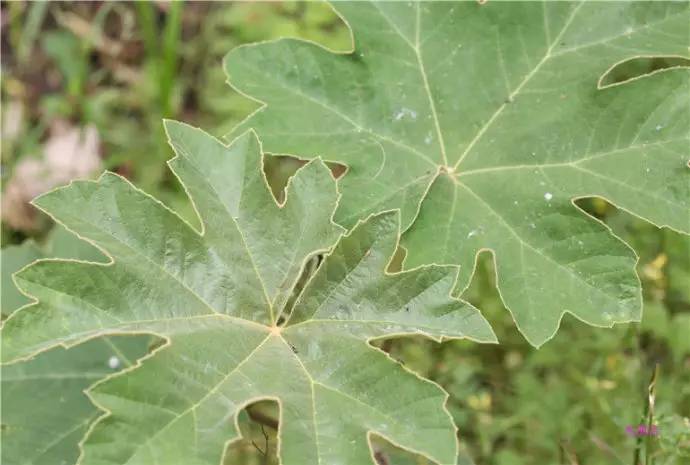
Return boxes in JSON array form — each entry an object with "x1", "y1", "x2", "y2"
[
  {"x1": 224, "y1": 0, "x2": 690, "y2": 345},
  {"x1": 2, "y1": 241, "x2": 42, "y2": 317},
  {"x1": 1, "y1": 122, "x2": 496, "y2": 465},
  {"x1": 1, "y1": 337, "x2": 149, "y2": 465},
  {"x1": 1, "y1": 228, "x2": 148, "y2": 465},
  {"x1": 2, "y1": 226, "x2": 105, "y2": 317}
]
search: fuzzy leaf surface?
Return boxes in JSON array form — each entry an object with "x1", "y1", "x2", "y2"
[
  {"x1": 1, "y1": 122, "x2": 495, "y2": 465},
  {"x1": 224, "y1": 0, "x2": 690, "y2": 346},
  {"x1": 1, "y1": 225, "x2": 104, "y2": 317},
  {"x1": 1, "y1": 228, "x2": 147, "y2": 465},
  {"x1": 1, "y1": 337, "x2": 149, "y2": 465}
]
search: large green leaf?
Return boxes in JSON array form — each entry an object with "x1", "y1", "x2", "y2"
[
  {"x1": 224, "y1": 1, "x2": 690, "y2": 346},
  {"x1": 1, "y1": 228, "x2": 148, "y2": 465},
  {"x1": 1, "y1": 225, "x2": 104, "y2": 317},
  {"x1": 2, "y1": 122, "x2": 496, "y2": 465},
  {"x1": 1, "y1": 241, "x2": 43, "y2": 317},
  {"x1": 1, "y1": 336, "x2": 149, "y2": 465}
]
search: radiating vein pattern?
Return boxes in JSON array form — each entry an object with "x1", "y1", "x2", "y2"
[
  {"x1": 224, "y1": 0, "x2": 690, "y2": 345},
  {"x1": 2, "y1": 124, "x2": 495, "y2": 465}
]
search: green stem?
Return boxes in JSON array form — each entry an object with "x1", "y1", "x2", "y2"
[{"x1": 160, "y1": 0, "x2": 183, "y2": 117}]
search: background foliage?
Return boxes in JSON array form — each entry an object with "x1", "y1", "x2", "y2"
[{"x1": 1, "y1": 2, "x2": 688, "y2": 464}]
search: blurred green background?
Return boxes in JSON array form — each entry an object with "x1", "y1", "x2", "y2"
[{"x1": 1, "y1": 2, "x2": 688, "y2": 464}]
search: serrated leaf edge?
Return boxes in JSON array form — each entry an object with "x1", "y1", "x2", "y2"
[
  {"x1": 2, "y1": 125, "x2": 493, "y2": 465},
  {"x1": 221, "y1": 1, "x2": 690, "y2": 347}
]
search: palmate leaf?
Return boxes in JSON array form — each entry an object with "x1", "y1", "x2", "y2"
[
  {"x1": 1, "y1": 241, "x2": 43, "y2": 317},
  {"x1": 1, "y1": 336, "x2": 149, "y2": 465},
  {"x1": 1, "y1": 122, "x2": 496, "y2": 465},
  {"x1": 224, "y1": 1, "x2": 690, "y2": 346},
  {"x1": 1, "y1": 225, "x2": 104, "y2": 317},
  {"x1": 1, "y1": 228, "x2": 149, "y2": 465}
]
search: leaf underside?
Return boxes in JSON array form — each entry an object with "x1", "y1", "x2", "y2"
[
  {"x1": 1, "y1": 337, "x2": 149, "y2": 465},
  {"x1": 3, "y1": 2, "x2": 689, "y2": 464},
  {"x1": 224, "y1": 0, "x2": 690, "y2": 346},
  {"x1": 1, "y1": 225, "x2": 149, "y2": 465},
  {"x1": 2, "y1": 122, "x2": 496, "y2": 465}
]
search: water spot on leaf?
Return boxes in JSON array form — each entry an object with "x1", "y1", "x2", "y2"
[
  {"x1": 393, "y1": 108, "x2": 417, "y2": 121},
  {"x1": 108, "y1": 356, "x2": 120, "y2": 369}
]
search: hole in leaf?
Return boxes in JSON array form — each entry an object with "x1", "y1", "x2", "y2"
[
  {"x1": 599, "y1": 56, "x2": 690, "y2": 87},
  {"x1": 574, "y1": 197, "x2": 613, "y2": 221},
  {"x1": 147, "y1": 335, "x2": 168, "y2": 353},
  {"x1": 224, "y1": 399, "x2": 279, "y2": 465},
  {"x1": 263, "y1": 154, "x2": 308, "y2": 204},
  {"x1": 263, "y1": 153, "x2": 346, "y2": 204},
  {"x1": 461, "y1": 250, "x2": 513, "y2": 337},
  {"x1": 369, "y1": 433, "x2": 447, "y2": 465},
  {"x1": 280, "y1": 253, "x2": 324, "y2": 324},
  {"x1": 386, "y1": 244, "x2": 407, "y2": 273}
]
